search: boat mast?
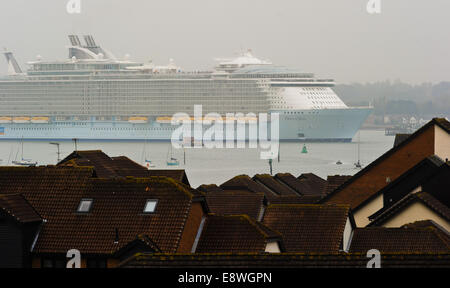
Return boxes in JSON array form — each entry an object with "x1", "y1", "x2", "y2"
[
  {"x1": 21, "y1": 136, "x2": 24, "y2": 160},
  {"x1": 358, "y1": 131, "x2": 361, "y2": 164}
]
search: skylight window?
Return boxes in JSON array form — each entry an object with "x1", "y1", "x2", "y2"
[
  {"x1": 77, "y1": 199, "x2": 93, "y2": 213},
  {"x1": 144, "y1": 199, "x2": 158, "y2": 213}
]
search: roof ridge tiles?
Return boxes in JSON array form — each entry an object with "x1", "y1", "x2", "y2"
[
  {"x1": 369, "y1": 191, "x2": 450, "y2": 226},
  {"x1": 209, "y1": 214, "x2": 281, "y2": 240}
]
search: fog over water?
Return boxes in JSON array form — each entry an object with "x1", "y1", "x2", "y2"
[
  {"x1": 0, "y1": 0, "x2": 449, "y2": 83},
  {"x1": 0, "y1": 130, "x2": 394, "y2": 187}
]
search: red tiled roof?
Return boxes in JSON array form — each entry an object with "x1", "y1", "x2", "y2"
[
  {"x1": 0, "y1": 166, "x2": 203, "y2": 255},
  {"x1": 119, "y1": 252, "x2": 450, "y2": 268},
  {"x1": 221, "y1": 174, "x2": 322, "y2": 205},
  {"x1": 267, "y1": 195, "x2": 322, "y2": 204},
  {"x1": 31, "y1": 177, "x2": 201, "y2": 255},
  {"x1": 203, "y1": 189, "x2": 265, "y2": 220},
  {"x1": 114, "y1": 234, "x2": 161, "y2": 259},
  {"x1": 262, "y1": 204, "x2": 350, "y2": 253},
  {"x1": 220, "y1": 175, "x2": 271, "y2": 194},
  {"x1": 0, "y1": 194, "x2": 41, "y2": 224},
  {"x1": 295, "y1": 173, "x2": 328, "y2": 195},
  {"x1": 58, "y1": 150, "x2": 191, "y2": 185},
  {"x1": 349, "y1": 227, "x2": 450, "y2": 253},
  {"x1": 147, "y1": 169, "x2": 190, "y2": 185},
  {"x1": 253, "y1": 174, "x2": 298, "y2": 196},
  {"x1": 58, "y1": 150, "x2": 122, "y2": 178},
  {"x1": 322, "y1": 175, "x2": 352, "y2": 195},
  {"x1": 197, "y1": 184, "x2": 223, "y2": 194},
  {"x1": 0, "y1": 166, "x2": 95, "y2": 219},
  {"x1": 195, "y1": 215, "x2": 281, "y2": 253},
  {"x1": 402, "y1": 220, "x2": 450, "y2": 243}
]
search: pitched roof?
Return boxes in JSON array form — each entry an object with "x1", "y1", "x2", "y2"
[
  {"x1": 58, "y1": 150, "x2": 191, "y2": 185},
  {"x1": 435, "y1": 117, "x2": 450, "y2": 133},
  {"x1": 364, "y1": 155, "x2": 446, "y2": 218},
  {"x1": 58, "y1": 150, "x2": 150, "y2": 178},
  {"x1": 0, "y1": 166, "x2": 95, "y2": 217},
  {"x1": 402, "y1": 220, "x2": 450, "y2": 243},
  {"x1": 114, "y1": 234, "x2": 161, "y2": 259},
  {"x1": 220, "y1": 174, "x2": 317, "y2": 205},
  {"x1": 368, "y1": 192, "x2": 450, "y2": 226},
  {"x1": 320, "y1": 118, "x2": 450, "y2": 209},
  {"x1": 267, "y1": 195, "x2": 322, "y2": 204},
  {"x1": 197, "y1": 184, "x2": 223, "y2": 194},
  {"x1": 349, "y1": 227, "x2": 450, "y2": 253},
  {"x1": 402, "y1": 219, "x2": 449, "y2": 231},
  {"x1": 253, "y1": 174, "x2": 299, "y2": 196},
  {"x1": 220, "y1": 175, "x2": 271, "y2": 194},
  {"x1": 394, "y1": 134, "x2": 411, "y2": 147},
  {"x1": 322, "y1": 175, "x2": 352, "y2": 195},
  {"x1": 262, "y1": 204, "x2": 350, "y2": 253},
  {"x1": 147, "y1": 169, "x2": 190, "y2": 186},
  {"x1": 0, "y1": 166, "x2": 204, "y2": 255},
  {"x1": 119, "y1": 252, "x2": 450, "y2": 268},
  {"x1": 195, "y1": 215, "x2": 282, "y2": 253},
  {"x1": 0, "y1": 194, "x2": 42, "y2": 224},
  {"x1": 202, "y1": 189, "x2": 265, "y2": 219},
  {"x1": 31, "y1": 176, "x2": 202, "y2": 255},
  {"x1": 295, "y1": 173, "x2": 328, "y2": 195}
]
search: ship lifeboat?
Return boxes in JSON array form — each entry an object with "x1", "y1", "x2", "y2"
[
  {"x1": 13, "y1": 117, "x2": 31, "y2": 123},
  {"x1": 156, "y1": 116, "x2": 172, "y2": 123},
  {"x1": 31, "y1": 117, "x2": 50, "y2": 124},
  {"x1": 0, "y1": 117, "x2": 12, "y2": 123},
  {"x1": 128, "y1": 117, "x2": 148, "y2": 124}
]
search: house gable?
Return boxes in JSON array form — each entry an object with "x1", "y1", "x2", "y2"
[
  {"x1": 380, "y1": 201, "x2": 450, "y2": 232},
  {"x1": 321, "y1": 119, "x2": 446, "y2": 210}
]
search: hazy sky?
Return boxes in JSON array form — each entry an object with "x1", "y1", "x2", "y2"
[{"x1": 0, "y1": 0, "x2": 449, "y2": 84}]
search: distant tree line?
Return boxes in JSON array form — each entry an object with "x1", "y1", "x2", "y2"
[{"x1": 333, "y1": 81, "x2": 450, "y2": 116}]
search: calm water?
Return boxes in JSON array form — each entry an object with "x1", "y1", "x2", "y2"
[{"x1": 0, "y1": 130, "x2": 394, "y2": 187}]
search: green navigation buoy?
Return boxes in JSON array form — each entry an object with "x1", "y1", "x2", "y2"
[{"x1": 301, "y1": 144, "x2": 308, "y2": 154}]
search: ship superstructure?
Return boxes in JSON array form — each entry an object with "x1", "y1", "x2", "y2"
[{"x1": 0, "y1": 35, "x2": 372, "y2": 141}]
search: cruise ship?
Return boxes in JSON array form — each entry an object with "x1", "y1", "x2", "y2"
[{"x1": 0, "y1": 35, "x2": 372, "y2": 142}]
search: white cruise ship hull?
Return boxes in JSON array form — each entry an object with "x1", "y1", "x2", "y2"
[
  {"x1": 0, "y1": 35, "x2": 373, "y2": 142},
  {"x1": 0, "y1": 108, "x2": 371, "y2": 142}
]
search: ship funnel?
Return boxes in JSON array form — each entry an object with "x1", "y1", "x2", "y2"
[
  {"x1": 67, "y1": 34, "x2": 117, "y2": 61},
  {"x1": 68, "y1": 35, "x2": 82, "y2": 47},
  {"x1": 83, "y1": 35, "x2": 98, "y2": 48},
  {"x1": 3, "y1": 50, "x2": 23, "y2": 75}
]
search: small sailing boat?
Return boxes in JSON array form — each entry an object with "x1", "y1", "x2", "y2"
[
  {"x1": 166, "y1": 145, "x2": 180, "y2": 166},
  {"x1": 301, "y1": 144, "x2": 308, "y2": 154},
  {"x1": 12, "y1": 137, "x2": 37, "y2": 167},
  {"x1": 167, "y1": 158, "x2": 180, "y2": 166},
  {"x1": 354, "y1": 131, "x2": 363, "y2": 169},
  {"x1": 141, "y1": 139, "x2": 156, "y2": 168}
]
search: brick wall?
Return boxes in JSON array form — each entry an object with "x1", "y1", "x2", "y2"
[
  {"x1": 176, "y1": 202, "x2": 205, "y2": 253},
  {"x1": 326, "y1": 125, "x2": 435, "y2": 209}
]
